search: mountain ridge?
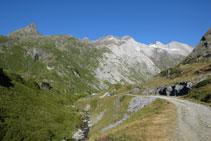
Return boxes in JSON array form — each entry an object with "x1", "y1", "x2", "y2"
[
  {"x1": 1, "y1": 24, "x2": 193, "y2": 89},
  {"x1": 8, "y1": 24, "x2": 41, "y2": 36}
]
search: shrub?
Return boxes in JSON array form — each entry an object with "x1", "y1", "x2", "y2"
[
  {"x1": 160, "y1": 67, "x2": 181, "y2": 78},
  {"x1": 195, "y1": 78, "x2": 211, "y2": 88}
]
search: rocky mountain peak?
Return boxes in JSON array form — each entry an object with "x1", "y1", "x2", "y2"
[
  {"x1": 122, "y1": 35, "x2": 133, "y2": 40},
  {"x1": 183, "y1": 28, "x2": 211, "y2": 64},
  {"x1": 154, "y1": 41, "x2": 164, "y2": 45},
  {"x1": 95, "y1": 35, "x2": 135, "y2": 45},
  {"x1": 93, "y1": 35, "x2": 121, "y2": 46},
  {"x1": 148, "y1": 41, "x2": 165, "y2": 48},
  {"x1": 103, "y1": 35, "x2": 119, "y2": 40},
  {"x1": 9, "y1": 24, "x2": 41, "y2": 36}
]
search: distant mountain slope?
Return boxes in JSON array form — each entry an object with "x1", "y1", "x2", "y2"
[
  {"x1": 0, "y1": 24, "x2": 193, "y2": 90},
  {"x1": 1, "y1": 24, "x2": 105, "y2": 92},
  {"x1": 92, "y1": 35, "x2": 193, "y2": 86}
]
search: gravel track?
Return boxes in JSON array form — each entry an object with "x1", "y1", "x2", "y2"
[{"x1": 147, "y1": 95, "x2": 211, "y2": 141}]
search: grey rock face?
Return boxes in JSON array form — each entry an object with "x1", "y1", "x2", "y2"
[
  {"x1": 101, "y1": 96, "x2": 156, "y2": 133},
  {"x1": 93, "y1": 35, "x2": 193, "y2": 88},
  {"x1": 28, "y1": 48, "x2": 53, "y2": 63},
  {"x1": 127, "y1": 96, "x2": 156, "y2": 112},
  {"x1": 101, "y1": 114, "x2": 130, "y2": 132},
  {"x1": 142, "y1": 89, "x2": 155, "y2": 95},
  {"x1": 157, "y1": 81, "x2": 192, "y2": 96},
  {"x1": 90, "y1": 110, "x2": 105, "y2": 126}
]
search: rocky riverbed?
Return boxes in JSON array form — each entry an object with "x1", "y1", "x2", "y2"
[{"x1": 72, "y1": 112, "x2": 90, "y2": 141}]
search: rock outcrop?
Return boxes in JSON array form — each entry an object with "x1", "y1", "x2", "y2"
[
  {"x1": 183, "y1": 28, "x2": 211, "y2": 64},
  {"x1": 127, "y1": 96, "x2": 156, "y2": 112},
  {"x1": 8, "y1": 24, "x2": 41, "y2": 36},
  {"x1": 41, "y1": 82, "x2": 52, "y2": 90},
  {"x1": 156, "y1": 81, "x2": 192, "y2": 96},
  {"x1": 129, "y1": 88, "x2": 141, "y2": 94},
  {"x1": 101, "y1": 96, "x2": 156, "y2": 133},
  {"x1": 0, "y1": 68, "x2": 14, "y2": 87}
]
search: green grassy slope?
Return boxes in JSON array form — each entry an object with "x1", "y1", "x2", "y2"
[
  {"x1": 183, "y1": 78, "x2": 211, "y2": 105},
  {"x1": 0, "y1": 35, "x2": 107, "y2": 94},
  {"x1": 0, "y1": 69, "x2": 82, "y2": 140},
  {"x1": 76, "y1": 91, "x2": 176, "y2": 141}
]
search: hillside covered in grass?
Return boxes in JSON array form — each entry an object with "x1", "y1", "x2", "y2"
[
  {"x1": 0, "y1": 33, "x2": 106, "y2": 93},
  {"x1": 0, "y1": 68, "x2": 82, "y2": 140}
]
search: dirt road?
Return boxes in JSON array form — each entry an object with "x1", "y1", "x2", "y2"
[{"x1": 149, "y1": 96, "x2": 211, "y2": 141}]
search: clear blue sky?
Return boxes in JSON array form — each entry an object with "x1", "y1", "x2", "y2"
[{"x1": 0, "y1": 0, "x2": 210, "y2": 46}]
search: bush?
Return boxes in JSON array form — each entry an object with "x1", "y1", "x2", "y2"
[
  {"x1": 160, "y1": 67, "x2": 182, "y2": 78},
  {"x1": 119, "y1": 95, "x2": 126, "y2": 102},
  {"x1": 202, "y1": 94, "x2": 211, "y2": 103},
  {"x1": 169, "y1": 68, "x2": 182, "y2": 75},
  {"x1": 114, "y1": 84, "x2": 121, "y2": 90},
  {"x1": 195, "y1": 78, "x2": 211, "y2": 88}
]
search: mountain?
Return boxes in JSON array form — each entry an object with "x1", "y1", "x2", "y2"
[
  {"x1": 92, "y1": 35, "x2": 193, "y2": 86},
  {"x1": 183, "y1": 28, "x2": 211, "y2": 64},
  {"x1": 0, "y1": 24, "x2": 193, "y2": 91},
  {"x1": 8, "y1": 24, "x2": 41, "y2": 36}
]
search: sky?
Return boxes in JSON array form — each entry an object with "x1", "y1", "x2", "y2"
[{"x1": 0, "y1": 0, "x2": 210, "y2": 46}]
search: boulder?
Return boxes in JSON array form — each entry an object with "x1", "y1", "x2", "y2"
[
  {"x1": 71, "y1": 68, "x2": 80, "y2": 78},
  {"x1": 129, "y1": 88, "x2": 140, "y2": 94},
  {"x1": 34, "y1": 53, "x2": 39, "y2": 61},
  {"x1": 41, "y1": 82, "x2": 52, "y2": 90},
  {"x1": 33, "y1": 82, "x2": 40, "y2": 90},
  {"x1": 157, "y1": 81, "x2": 192, "y2": 96}
]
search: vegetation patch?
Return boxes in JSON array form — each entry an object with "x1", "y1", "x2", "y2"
[
  {"x1": 160, "y1": 67, "x2": 182, "y2": 78},
  {"x1": 183, "y1": 84, "x2": 211, "y2": 105},
  {"x1": 0, "y1": 70, "x2": 82, "y2": 140},
  {"x1": 195, "y1": 78, "x2": 211, "y2": 88}
]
